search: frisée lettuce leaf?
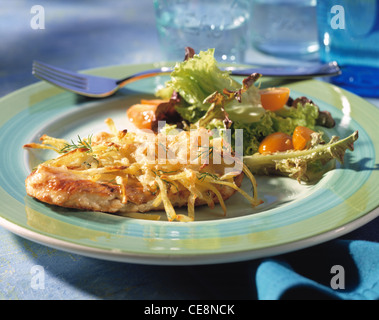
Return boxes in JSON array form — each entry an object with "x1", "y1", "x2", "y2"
[{"x1": 243, "y1": 130, "x2": 359, "y2": 182}]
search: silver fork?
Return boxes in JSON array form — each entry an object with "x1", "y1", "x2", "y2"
[{"x1": 32, "y1": 60, "x2": 341, "y2": 98}]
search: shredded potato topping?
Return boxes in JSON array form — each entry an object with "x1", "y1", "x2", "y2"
[{"x1": 24, "y1": 118, "x2": 261, "y2": 221}]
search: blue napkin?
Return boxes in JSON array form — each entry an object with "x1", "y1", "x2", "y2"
[{"x1": 255, "y1": 240, "x2": 379, "y2": 300}]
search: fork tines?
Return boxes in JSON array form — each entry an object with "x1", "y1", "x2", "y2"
[{"x1": 32, "y1": 60, "x2": 88, "y2": 90}]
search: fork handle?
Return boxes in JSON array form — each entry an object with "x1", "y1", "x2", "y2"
[
  {"x1": 116, "y1": 68, "x2": 172, "y2": 87},
  {"x1": 115, "y1": 62, "x2": 341, "y2": 88},
  {"x1": 114, "y1": 66, "x2": 278, "y2": 88},
  {"x1": 115, "y1": 66, "x2": 266, "y2": 87}
]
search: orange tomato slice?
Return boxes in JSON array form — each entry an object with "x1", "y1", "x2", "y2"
[
  {"x1": 292, "y1": 126, "x2": 315, "y2": 150},
  {"x1": 126, "y1": 99, "x2": 169, "y2": 130},
  {"x1": 258, "y1": 132, "x2": 293, "y2": 154},
  {"x1": 140, "y1": 99, "x2": 168, "y2": 106},
  {"x1": 259, "y1": 87, "x2": 290, "y2": 111},
  {"x1": 127, "y1": 103, "x2": 157, "y2": 130}
]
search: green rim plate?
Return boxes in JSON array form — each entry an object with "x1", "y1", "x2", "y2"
[{"x1": 0, "y1": 63, "x2": 378, "y2": 265}]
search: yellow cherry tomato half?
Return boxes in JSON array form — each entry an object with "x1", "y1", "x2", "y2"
[
  {"x1": 259, "y1": 87, "x2": 290, "y2": 111},
  {"x1": 292, "y1": 126, "x2": 315, "y2": 150},
  {"x1": 258, "y1": 132, "x2": 294, "y2": 154}
]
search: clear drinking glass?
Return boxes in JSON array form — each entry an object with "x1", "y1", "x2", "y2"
[
  {"x1": 250, "y1": 0, "x2": 319, "y2": 57},
  {"x1": 317, "y1": 0, "x2": 379, "y2": 97},
  {"x1": 153, "y1": 0, "x2": 251, "y2": 63}
]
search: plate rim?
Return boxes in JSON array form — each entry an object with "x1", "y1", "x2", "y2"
[{"x1": 2, "y1": 206, "x2": 378, "y2": 265}]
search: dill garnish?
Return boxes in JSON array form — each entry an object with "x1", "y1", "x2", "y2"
[
  {"x1": 196, "y1": 145, "x2": 213, "y2": 160},
  {"x1": 60, "y1": 134, "x2": 93, "y2": 153},
  {"x1": 197, "y1": 171, "x2": 219, "y2": 181}
]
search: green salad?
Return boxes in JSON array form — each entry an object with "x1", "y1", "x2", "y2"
[{"x1": 151, "y1": 48, "x2": 358, "y2": 182}]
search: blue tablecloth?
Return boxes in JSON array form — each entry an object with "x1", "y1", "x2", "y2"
[{"x1": 1, "y1": 0, "x2": 378, "y2": 302}]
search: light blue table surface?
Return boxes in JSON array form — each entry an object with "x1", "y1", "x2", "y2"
[{"x1": 1, "y1": 0, "x2": 379, "y2": 301}]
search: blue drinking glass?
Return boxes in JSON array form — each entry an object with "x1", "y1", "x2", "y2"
[{"x1": 317, "y1": 0, "x2": 379, "y2": 97}]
